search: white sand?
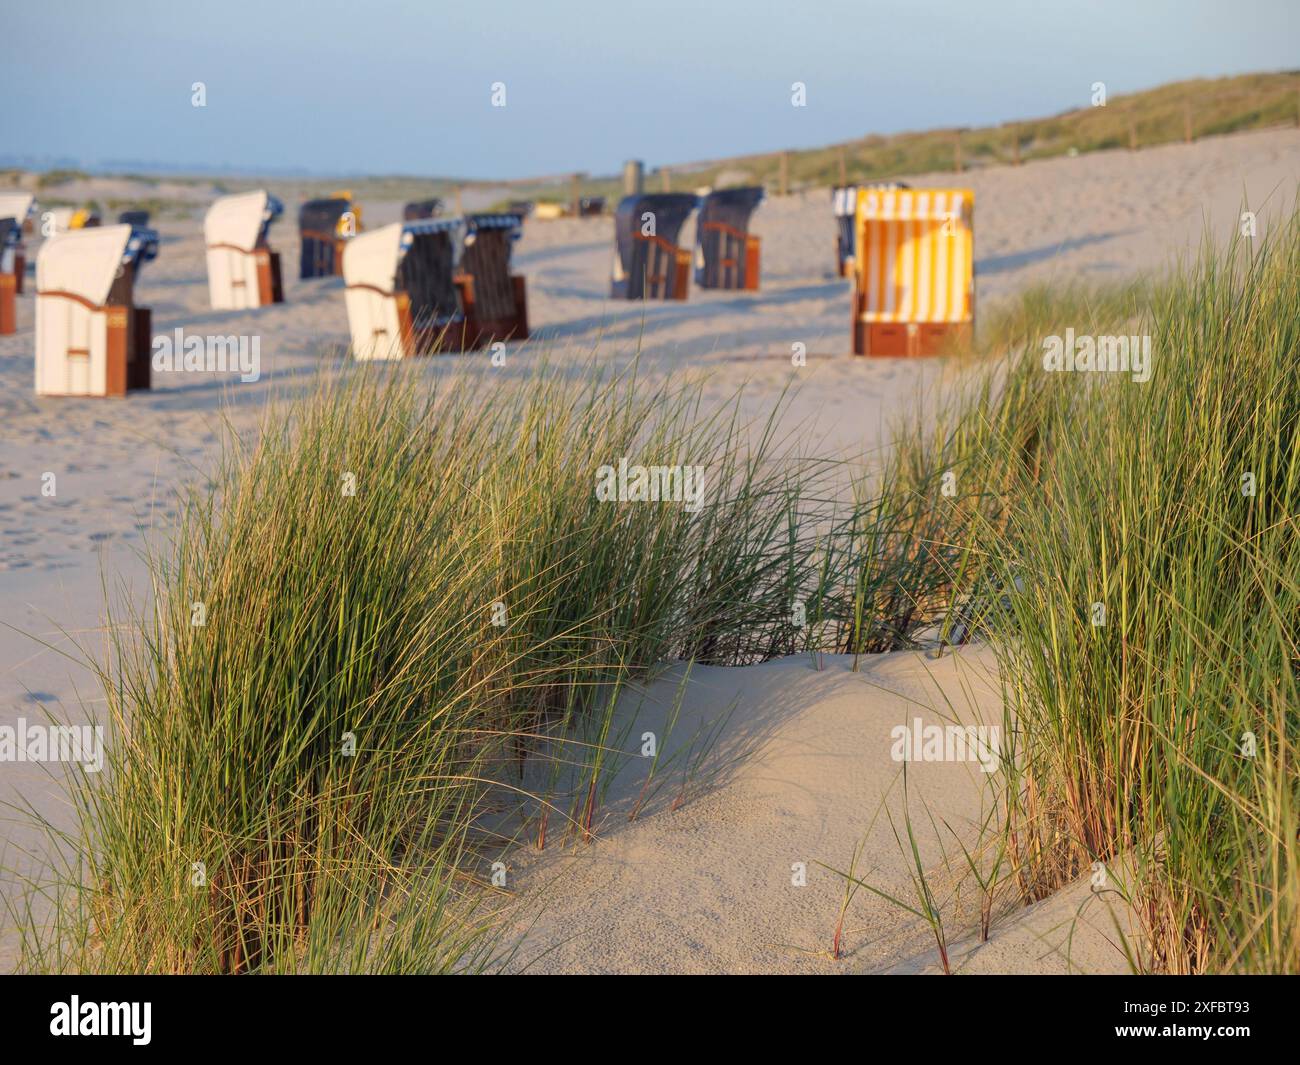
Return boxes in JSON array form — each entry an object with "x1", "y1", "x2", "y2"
[
  {"x1": 503, "y1": 649, "x2": 1141, "y2": 974},
  {"x1": 1, "y1": 128, "x2": 1297, "y2": 971}
]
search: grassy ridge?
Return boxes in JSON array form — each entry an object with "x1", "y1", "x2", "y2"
[{"x1": 544, "y1": 71, "x2": 1300, "y2": 203}]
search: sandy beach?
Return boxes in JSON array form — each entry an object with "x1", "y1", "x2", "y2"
[{"x1": 2, "y1": 126, "x2": 1298, "y2": 973}]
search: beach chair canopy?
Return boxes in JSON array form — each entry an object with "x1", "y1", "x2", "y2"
[
  {"x1": 579, "y1": 196, "x2": 606, "y2": 216},
  {"x1": 696, "y1": 186, "x2": 763, "y2": 288},
  {"x1": 615, "y1": 194, "x2": 697, "y2": 257},
  {"x1": 833, "y1": 183, "x2": 911, "y2": 266},
  {"x1": 855, "y1": 187, "x2": 972, "y2": 323},
  {"x1": 403, "y1": 199, "x2": 442, "y2": 220},
  {"x1": 700, "y1": 186, "x2": 763, "y2": 229},
  {"x1": 0, "y1": 193, "x2": 36, "y2": 227},
  {"x1": 300, "y1": 197, "x2": 352, "y2": 237},
  {"x1": 117, "y1": 209, "x2": 151, "y2": 228},
  {"x1": 37, "y1": 224, "x2": 156, "y2": 307},
  {"x1": 465, "y1": 212, "x2": 523, "y2": 246},
  {"x1": 612, "y1": 193, "x2": 698, "y2": 298},
  {"x1": 206, "y1": 191, "x2": 282, "y2": 253}
]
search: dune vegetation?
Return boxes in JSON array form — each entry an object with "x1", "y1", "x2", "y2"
[{"x1": 8, "y1": 201, "x2": 1298, "y2": 974}]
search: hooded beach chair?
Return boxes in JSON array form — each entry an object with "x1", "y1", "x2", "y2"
[
  {"x1": 458, "y1": 213, "x2": 528, "y2": 347},
  {"x1": 117, "y1": 209, "x2": 151, "y2": 227},
  {"x1": 851, "y1": 187, "x2": 973, "y2": 357},
  {"x1": 695, "y1": 186, "x2": 764, "y2": 291},
  {"x1": 610, "y1": 193, "x2": 698, "y2": 300},
  {"x1": 35, "y1": 224, "x2": 158, "y2": 396},
  {"x1": 0, "y1": 218, "x2": 20, "y2": 334},
  {"x1": 204, "y1": 190, "x2": 285, "y2": 309},
  {"x1": 0, "y1": 192, "x2": 36, "y2": 293},
  {"x1": 344, "y1": 219, "x2": 468, "y2": 359},
  {"x1": 299, "y1": 196, "x2": 359, "y2": 279},
  {"x1": 403, "y1": 199, "x2": 442, "y2": 221},
  {"x1": 832, "y1": 185, "x2": 858, "y2": 277}
]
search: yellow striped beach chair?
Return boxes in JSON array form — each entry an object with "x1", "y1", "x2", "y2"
[{"x1": 851, "y1": 187, "x2": 973, "y2": 356}]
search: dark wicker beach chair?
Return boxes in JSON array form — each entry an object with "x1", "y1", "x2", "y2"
[
  {"x1": 610, "y1": 193, "x2": 698, "y2": 300},
  {"x1": 299, "y1": 197, "x2": 356, "y2": 279},
  {"x1": 457, "y1": 213, "x2": 528, "y2": 347},
  {"x1": 695, "y1": 186, "x2": 764, "y2": 290}
]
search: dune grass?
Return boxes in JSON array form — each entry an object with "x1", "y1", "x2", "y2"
[
  {"x1": 8, "y1": 363, "x2": 839, "y2": 973},
  {"x1": 9, "y1": 202, "x2": 1300, "y2": 974},
  {"x1": 864, "y1": 205, "x2": 1300, "y2": 972}
]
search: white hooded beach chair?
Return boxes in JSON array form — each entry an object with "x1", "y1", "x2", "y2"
[
  {"x1": 204, "y1": 190, "x2": 285, "y2": 309},
  {"x1": 343, "y1": 220, "x2": 467, "y2": 359},
  {"x1": 851, "y1": 187, "x2": 973, "y2": 356},
  {"x1": 35, "y1": 224, "x2": 158, "y2": 396}
]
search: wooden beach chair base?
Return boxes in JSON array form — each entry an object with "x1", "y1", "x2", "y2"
[
  {"x1": 457, "y1": 273, "x2": 529, "y2": 348},
  {"x1": 389, "y1": 292, "x2": 478, "y2": 356},
  {"x1": 671, "y1": 247, "x2": 691, "y2": 299},
  {"x1": 0, "y1": 272, "x2": 14, "y2": 335},
  {"x1": 256, "y1": 248, "x2": 284, "y2": 305},
  {"x1": 744, "y1": 236, "x2": 761, "y2": 291},
  {"x1": 852, "y1": 319, "x2": 971, "y2": 357},
  {"x1": 104, "y1": 304, "x2": 153, "y2": 395}
]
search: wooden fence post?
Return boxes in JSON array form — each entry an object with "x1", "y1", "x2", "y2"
[{"x1": 661, "y1": 167, "x2": 671, "y2": 193}]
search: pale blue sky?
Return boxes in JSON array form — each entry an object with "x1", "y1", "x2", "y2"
[{"x1": 5, "y1": 0, "x2": 1297, "y2": 177}]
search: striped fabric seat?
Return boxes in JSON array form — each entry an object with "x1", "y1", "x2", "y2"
[{"x1": 854, "y1": 188, "x2": 973, "y2": 324}]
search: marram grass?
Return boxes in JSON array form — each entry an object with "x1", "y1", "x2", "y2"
[
  {"x1": 7, "y1": 361, "x2": 837, "y2": 973},
  {"x1": 872, "y1": 205, "x2": 1300, "y2": 973},
  {"x1": 8, "y1": 206, "x2": 1300, "y2": 974}
]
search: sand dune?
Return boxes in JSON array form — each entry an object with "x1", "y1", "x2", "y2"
[
  {"x1": 504, "y1": 649, "x2": 1139, "y2": 975},
  {"x1": 1, "y1": 127, "x2": 1297, "y2": 971}
]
